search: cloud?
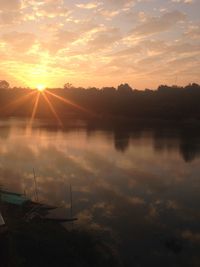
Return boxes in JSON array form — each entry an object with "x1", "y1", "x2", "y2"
[
  {"x1": 130, "y1": 11, "x2": 186, "y2": 37},
  {"x1": 23, "y1": 0, "x2": 70, "y2": 20},
  {"x1": 76, "y1": 2, "x2": 101, "y2": 9},
  {"x1": 182, "y1": 230, "x2": 200, "y2": 243},
  {"x1": 105, "y1": 0, "x2": 135, "y2": 8},
  {"x1": 167, "y1": 42, "x2": 200, "y2": 54},
  {"x1": 0, "y1": 0, "x2": 23, "y2": 25},
  {"x1": 41, "y1": 30, "x2": 80, "y2": 53},
  {"x1": 99, "y1": 9, "x2": 120, "y2": 19},
  {"x1": 0, "y1": 10, "x2": 23, "y2": 25},
  {"x1": 88, "y1": 27, "x2": 122, "y2": 51},
  {"x1": 36, "y1": 3, "x2": 69, "y2": 18},
  {"x1": 171, "y1": 0, "x2": 193, "y2": 3},
  {"x1": 0, "y1": 0, "x2": 22, "y2": 11},
  {"x1": 1, "y1": 32, "x2": 36, "y2": 52},
  {"x1": 112, "y1": 40, "x2": 166, "y2": 57},
  {"x1": 184, "y1": 25, "x2": 200, "y2": 40},
  {"x1": 0, "y1": 0, "x2": 199, "y2": 88}
]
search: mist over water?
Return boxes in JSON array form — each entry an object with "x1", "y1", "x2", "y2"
[{"x1": 1, "y1": 119, "x2": 200, "y2": 266}]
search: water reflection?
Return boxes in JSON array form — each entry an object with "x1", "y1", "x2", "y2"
[
  {"x1": 179, "y1": 133, "x2": 200, "y2": 162},
  {"x1": 0, "y1": 119, "x2": 200, "y2": 266},
  {"x1": 114, "y1": 130, "x2": 130, "y2": 152},
  {"x1": 152, "y1": 128, "x2": 200, "y2": 163}
]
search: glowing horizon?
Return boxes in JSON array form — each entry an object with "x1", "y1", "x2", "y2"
[
  {"x1": 0, "y1": 0, "x2": 199, "y2": 90},
  {"x1": 36, "y1": 84, "x2": 46, "y2": 92}
]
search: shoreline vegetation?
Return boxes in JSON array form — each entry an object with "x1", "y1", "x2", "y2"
[
  {"x1": 0, "y1": 82, "x2": 200, "y2": 126},
  {"x1": 0, "y1": 193, "x2": 119, "y2": 267}
]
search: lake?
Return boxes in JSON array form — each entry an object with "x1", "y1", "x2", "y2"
[{"x1": 1, "y1": 118, "x2": 200, "y2": 266}]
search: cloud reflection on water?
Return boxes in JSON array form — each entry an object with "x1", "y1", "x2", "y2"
[{"x1": 0, "y1": 119, "x2": 200, "y2": 266}]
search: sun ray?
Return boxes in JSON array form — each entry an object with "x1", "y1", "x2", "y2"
[
  {"x1": 42, "y1": 92, "x2": 63, "y2": 126},
  {"x1": 45, "y1": 90, "x2": 94, "y2": 116},
  {"x1": 29, "y1": 92, "x2": 40, "y2": 127},
  {"x1": 0, "y1": 90, "x2": 36, "y2": 114}
]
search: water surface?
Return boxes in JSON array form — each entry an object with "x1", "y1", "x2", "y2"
[{"x1": 1, "y1": 119, "x2": 200, "y2": 266}]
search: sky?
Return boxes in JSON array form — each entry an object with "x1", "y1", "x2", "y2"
[{"x1": 0, "y1": 0, "x2": 199, "y2": 89}]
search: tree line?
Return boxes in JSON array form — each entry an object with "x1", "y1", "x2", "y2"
[{"x1": 0, "y1": 81, "x2": 200, "y2": 122}]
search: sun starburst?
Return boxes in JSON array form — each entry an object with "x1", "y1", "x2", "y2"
[{"x1": 36, "y1": 85, "x2": 46, "y2": 92}]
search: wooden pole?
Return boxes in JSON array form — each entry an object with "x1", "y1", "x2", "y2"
[
  {"x1": 33, "y1": 168, "x2": 39, "y2": 202},
  {"x1": 70, "y1": 184, "x2": 73, "y2": 219}
]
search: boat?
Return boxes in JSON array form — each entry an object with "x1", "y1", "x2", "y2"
[{"x1": 0, "y1": 188, "x2": 78, "y2": 224}]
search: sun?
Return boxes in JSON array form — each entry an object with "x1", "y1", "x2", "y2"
[{"x1": 36, "y1": 84, "x2": 46, "y2": 92}]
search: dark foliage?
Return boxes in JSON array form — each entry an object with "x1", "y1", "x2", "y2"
[{"x1": 0, "y1": 83, "x2": 200, "y2": 122}]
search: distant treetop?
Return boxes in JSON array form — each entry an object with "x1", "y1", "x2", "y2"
[
  {"x1": 0, "y1": 80, "x2": 10, "y2": 89},
  {"x1": 64, "y1": 83, "x2": 73, "y2": 89},
  {"x1": 117, "y1": 83, "x2": 133, "y2": 93}
]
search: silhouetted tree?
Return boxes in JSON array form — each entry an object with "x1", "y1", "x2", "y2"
[
  {"x1": 0, "y1": 81, "x2": 200, "y2": 123},
  {"x1": 0, "y1": 80, "x2": 9, "y2": 89},
  {"x1": 64, "y1": 83, "x2": 73, "y2": 89},
  {"x1": 185, "y1": 83, "x2": 200, "y2": 93},
  {"x1": 117, "y1": 83, "x2": 132, "y2": 93},
  {"x1": 102, "y1": 87, "x2": 116, "y2": 93}
]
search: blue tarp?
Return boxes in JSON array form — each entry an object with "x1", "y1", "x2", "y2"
[{"x1": 0, "y1": 192, "x2": 28, "y2": 206}]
